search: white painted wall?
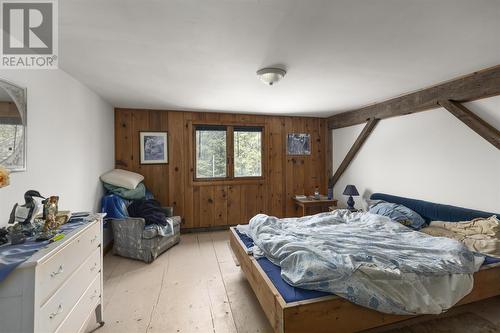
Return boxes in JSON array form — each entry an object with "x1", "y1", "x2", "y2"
[
  {"x1": 332, "y1": 96, "x2": 500, "y2": 213},
  {"x1": 0, "y1": 70, "x2": 114, "y2": 227}
]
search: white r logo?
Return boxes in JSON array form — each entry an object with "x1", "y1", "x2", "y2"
[{"x1": 8, "y1": 8, "x2": 48, "y2": 49}]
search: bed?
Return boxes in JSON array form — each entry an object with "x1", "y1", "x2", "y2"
[{"x1": 229, "y1": 193, "x2": 500, "y2": 333}]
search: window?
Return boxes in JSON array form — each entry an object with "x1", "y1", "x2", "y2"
[
  {"x1": 195, "y1": 126, "x2": 227, "y2": 179},
  {"x1": 234, "y1": 127, "x2": 262, "y2": 177},
  {"x1": 194, "y1": 124, "x2": 263, "y2": 181}
]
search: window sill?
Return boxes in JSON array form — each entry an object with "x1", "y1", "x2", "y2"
[{"x1": 192, "y1": 177, "x2": 265, "y2": 187}]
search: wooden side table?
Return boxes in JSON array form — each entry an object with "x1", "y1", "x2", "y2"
[{"x1": 293, "y1": 197, "x2": 338, "y2": 217}]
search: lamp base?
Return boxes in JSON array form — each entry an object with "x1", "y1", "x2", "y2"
[{"x1": 346, "y1": 195, "x2": 355, "y2": 210}]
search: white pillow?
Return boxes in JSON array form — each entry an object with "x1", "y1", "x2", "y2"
[{"x1": 100, "y1": 169, "x2": 144, "y2": 190}]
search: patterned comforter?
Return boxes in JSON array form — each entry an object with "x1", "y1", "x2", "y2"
[{"x1": 244, "y1": 210, "x2": 484, "y2": 315}]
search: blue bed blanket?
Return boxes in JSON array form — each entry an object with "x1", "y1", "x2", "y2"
[{"x1": 243, "y1": 210, "x2": 484, "y2": 315}]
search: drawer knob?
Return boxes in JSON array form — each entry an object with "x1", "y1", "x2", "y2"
[
  {"x1": 90, "y1": 235, "x2": 98, "y2": 243},
  {"x1": 49, "y1": 304, "x2": 63, "y2": 319},
  {"x1": 50, "y1": 265, "x2": 64, "y2": 278}
]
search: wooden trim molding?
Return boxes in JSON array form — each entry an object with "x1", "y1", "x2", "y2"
[
  {"x1": 439, "y1": 100, "x2": 500, "y2": 150},
  {"x1": 328, "y1": 65, "x2": 500, "y2": 129},
  {"x1": 331, "y1": 118, "x2": 379, "y2": 186}
]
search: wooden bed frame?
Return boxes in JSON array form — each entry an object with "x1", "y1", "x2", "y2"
[{"x1": 229, "y1": 227, "x2": 500, "y2": 333}]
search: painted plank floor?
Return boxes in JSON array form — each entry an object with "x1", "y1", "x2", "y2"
[{"x1": 85, "y1": 231, "x2": 500, "y2": 333}]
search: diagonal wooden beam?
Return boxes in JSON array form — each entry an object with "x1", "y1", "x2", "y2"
[
  {"x1": 331, "y1": 118, "x2": 379, "y2": 186},
  {"x1": 328, "y1": 65, "x2": 500, "y2": 129},
  {"x1": 439, "y1": 100, "x2": 500, "y2": 150}
]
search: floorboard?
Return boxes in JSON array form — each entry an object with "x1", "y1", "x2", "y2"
[{"x1": 86, "y1": 231, "x2": 500, "y2": 333}]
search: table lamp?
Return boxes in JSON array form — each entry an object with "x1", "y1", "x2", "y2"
[{"x1": 343, "y1": 185, "x2": 359, "y2": 211}]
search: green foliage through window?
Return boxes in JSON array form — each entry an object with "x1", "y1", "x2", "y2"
[
  {"x1": 234, "y1": 129, "x2": 262, "y2": 177},
  {"x1": 196, "y1": 128, "x2": 227, "y2": 178},
  {"x1": 195, "y1": 125, "x2": 263, "y2": 180}
]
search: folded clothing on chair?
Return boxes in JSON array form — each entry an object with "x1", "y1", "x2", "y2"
[{"x1": 127, "y1": 199, "x2": 168, "y2": 226}]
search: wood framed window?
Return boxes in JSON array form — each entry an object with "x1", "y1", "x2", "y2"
[{"x1": 194, "y1": 124, "x2": 264, "y2": 182}]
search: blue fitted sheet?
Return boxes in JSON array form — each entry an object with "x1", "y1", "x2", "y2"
[{"x1": 236, "y1": 230, "x2": 331, "y2": 302}]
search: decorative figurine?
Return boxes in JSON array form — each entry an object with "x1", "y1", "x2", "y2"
[
  {"x1": 314, "y1": 187, "x2": 321, "y2": 200},
  {"x1": 8, "y1": 190, "x2": 45, "y2": 237},
  {"x1": 9, "y1": 190, "x2": 45, "y2": 226},
  {"x1": 42, "y1": 196, "x2": 59, "y2": 232}
]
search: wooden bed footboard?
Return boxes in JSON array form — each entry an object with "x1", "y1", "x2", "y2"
[
  {"x1": 229, "y1": 226, "x2": 287, "y2": 333},
  {"x1": 229, "y1": 227, "x2": 500, "y2": 333}
]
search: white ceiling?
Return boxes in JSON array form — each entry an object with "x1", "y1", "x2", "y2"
[{"x1": 60, "y1": 0, "x2": 500, "y2": 117}]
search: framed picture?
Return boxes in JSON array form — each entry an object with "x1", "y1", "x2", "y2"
[
  {"x1": 140, "y1": 131, "x2": 168, "y2": 164},
  {"x1": 287, "y1": 133, "x2": 311, "y2": 155}
]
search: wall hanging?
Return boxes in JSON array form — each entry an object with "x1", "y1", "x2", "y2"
[
  {"x1": 287, "y1": 133, "x2": 311, "y2": 155},
  {"x1": 140, "y1": 131, "x2": 168, "y2": 164}
]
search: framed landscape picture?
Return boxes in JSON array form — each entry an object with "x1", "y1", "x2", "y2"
[
  {"x1": 287, "y1": 133, "x2": 311, "y2": 155},
  {"x1": 140, "y1": 131, "x2": 168, "y2": 164}
]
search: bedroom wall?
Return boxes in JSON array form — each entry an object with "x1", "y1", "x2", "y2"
[
  {"x1": 332, "y1": 95, "x2": 500, "y2": 213},
  {"x1": 115, "y1": 108, "x2": 330, "y2": 229},
  {"x1": 0, "y1": 70, "x2": 114, "y2": 227}
]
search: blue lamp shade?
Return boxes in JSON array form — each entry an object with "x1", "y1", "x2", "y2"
[{"x1": 343, "y1": 185, "x2": 359, "y2": 196}]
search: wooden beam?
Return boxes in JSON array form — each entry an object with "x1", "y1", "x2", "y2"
[
  {"x1": 328, "y1": 65, "x2": 500, "y2": 129},
  {"x1": 439, "y1": 100, "x2": 500, "y2": 150},
  {"x1": 324, "y1": 119, "x2": 333, "y2": 179},
  {"x1": 331, "y1": 118, "x2": 379, "y2": 186}
]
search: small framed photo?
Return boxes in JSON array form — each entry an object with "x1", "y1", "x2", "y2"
[
  {"x1": 140, "y1": 132, "x2": 168, "y2": 164},
  {"x1": 287, "y1": 133, "x2": 311, "y2": 155}
]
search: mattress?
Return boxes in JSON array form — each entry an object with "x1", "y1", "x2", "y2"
[{"x1": 235, "y1": 229, "x2": 500, "y2": 304}]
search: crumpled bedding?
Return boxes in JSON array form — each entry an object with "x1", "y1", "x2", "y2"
[
  {"x1": 243, "y1": 210, "x2": 484, "y2": 315},
  {"x1": 421, "y1": 215, "x2": 500, "y2": 258}
]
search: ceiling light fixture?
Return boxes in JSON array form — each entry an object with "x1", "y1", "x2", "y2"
[{"x1": 256, "y1": 67, "x2": 286, "y2": 86}]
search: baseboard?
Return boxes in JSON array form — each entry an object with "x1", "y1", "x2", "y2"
[{"x1": 181, "y1": 225, "x2": 237, "y2": 233}]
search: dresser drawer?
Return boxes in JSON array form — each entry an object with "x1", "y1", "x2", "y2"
[
  {"x1": 38, "y1": 221, "x2": 100, "y2": 304},
  {"x1": 55, "y1": 276, "x2": 101, "y2": 333},
  {"x1": 38, "y1": 247, "x2": 100, "y2": 333}
]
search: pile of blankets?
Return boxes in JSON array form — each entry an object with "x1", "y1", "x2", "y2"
[
  {"x1": 102, "y1": 181, "x2": 146, "y2": 200},
  {"x1": 240, "y1": 210, "x2": 484, "y2": 315},
  {"x1": 421, "y1": 215, "x2": 500, "y2": 258},
  {"x1": 100, "y1": 169, "x2": 172, "y2": 234},
  {"x1": 100, "y1": 168, "x2": 147, "y2": 201}
]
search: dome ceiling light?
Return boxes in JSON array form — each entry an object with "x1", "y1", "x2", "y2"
[{"x1": 256, "y1": 67, "x2": 286, "y2": 86}]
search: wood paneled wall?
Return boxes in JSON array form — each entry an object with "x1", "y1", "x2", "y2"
[{"x1": 115, "y1": 108, "x2": 330, "y2": 229}]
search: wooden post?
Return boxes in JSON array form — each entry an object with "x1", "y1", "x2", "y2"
[
  {"x1": 439, "y1": 100, "x2": 500, "y2": 150},
  {"x1": 325, "y1": 120, "x2": 333, "y2": 179},
  {"x1": 331, "y1": 118, "x2": 379, "y2": 186}
]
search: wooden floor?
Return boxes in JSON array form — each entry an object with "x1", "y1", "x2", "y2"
[{"x1": 85, "y1": 231, "x2": 500, "y2": 333}]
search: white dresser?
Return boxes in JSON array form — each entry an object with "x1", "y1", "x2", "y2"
[{"x1": 0, "y1": 215, "x2": 104, "y2": 333}]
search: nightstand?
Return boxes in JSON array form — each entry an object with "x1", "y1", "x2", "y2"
[{"x1": 294, "y1": 197, "x2": 338, "y2": 216}]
